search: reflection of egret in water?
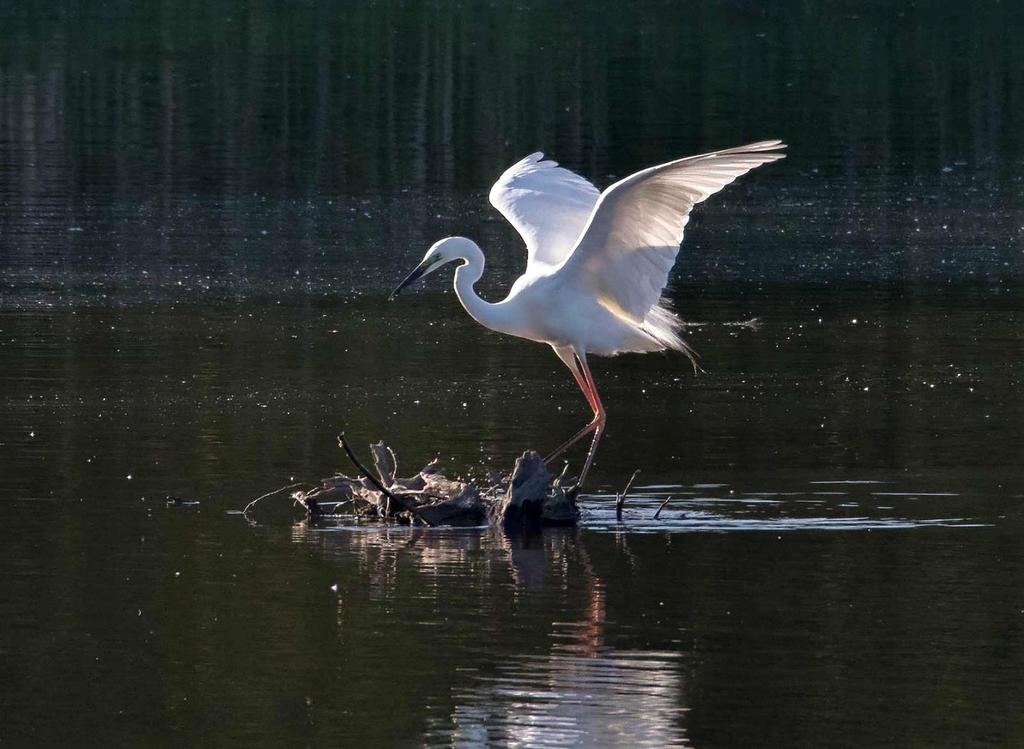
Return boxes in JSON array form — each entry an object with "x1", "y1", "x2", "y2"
[
  {"x1": 429, "y1": 532, "x2": 687, "y2": 747},
  {"x1": 436, "y1": 648, "x2": 687, "y2": 748},
  {"x1": 294, "y1": 523, "x2": 688, "y2": 747},
  {"x1": 501, "y1": 530, "x2": 608, "y2": 656}
]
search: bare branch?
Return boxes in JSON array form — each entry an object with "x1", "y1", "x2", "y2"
[
  {"x1": 242, "y1": 482, "x2": 309, "y2": 517},
  {"x1": 615, "y1": 469, "x2": 640, "y2": 521},
  {"x1": 337, "y1": 434, "x2": 437, "y2": 527}
]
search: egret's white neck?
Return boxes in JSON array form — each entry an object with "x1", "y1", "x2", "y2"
[{"x1": 451, "y1": 240, "x2": 509, "y2": 334}]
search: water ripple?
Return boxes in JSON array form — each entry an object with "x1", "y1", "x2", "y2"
[{"x1": 426, "y1": 649, "x2": 688, "y2": 748}]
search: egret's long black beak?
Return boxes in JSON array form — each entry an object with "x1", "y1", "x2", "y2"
[{"x1": 388, "y1": 261, "x2": 430, "y2": 301}]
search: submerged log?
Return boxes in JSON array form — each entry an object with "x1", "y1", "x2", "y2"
[{"x1": 276, "y1": 435, "x2": 580, "y2": 528}]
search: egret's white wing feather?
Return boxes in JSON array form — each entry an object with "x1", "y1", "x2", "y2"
[
  {"x1": 489, "y1": 153, "x2": 600, "y2": 269},
  {"x1": 557, "y1": 140, "x2": 786, "y2": 323}
]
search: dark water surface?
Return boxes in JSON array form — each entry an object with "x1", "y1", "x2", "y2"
[{"x1": 3, "y1": 2, "x2": 1024, "y2": 746}]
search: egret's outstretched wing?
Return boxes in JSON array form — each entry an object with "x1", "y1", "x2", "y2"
[
  {"x1": 489, "y1": 153, "x2": 601, "y2": 268},
  {"x1": 556, "y1": 141, "x2": 786, "y2": 323}
]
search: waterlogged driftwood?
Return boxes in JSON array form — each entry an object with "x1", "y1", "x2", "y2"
[
  {"x1": 255, "y1": 435, "x2": 580, "y2": 528},
  {"x1": 336, "y1": 435, "x2": 436, "y2": 525},
  {"x1": 495, "y1": 452, "x2": 578, "y2": 525}
]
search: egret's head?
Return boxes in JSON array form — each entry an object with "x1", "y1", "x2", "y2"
[{"x1": 389, "y1": 237, "x2": 475, "y2": 300}]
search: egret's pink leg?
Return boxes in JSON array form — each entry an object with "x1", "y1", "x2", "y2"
[
  {"x1": 544, "y1": 419, "x2": 600, "y2": 464},
  {"x1": 569, "y1": 363, "x2": 596, "y2": 410},
  {"x1": 573, "y1": 355, "x2": 607, "y2": 490},
  {"x1": 544, "y1": 352, "x2": 603, "y2": 464}
]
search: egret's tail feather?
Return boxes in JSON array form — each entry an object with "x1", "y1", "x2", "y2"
[{"x1": 642, "y1": 301, "x2": 701, "y2": 372}]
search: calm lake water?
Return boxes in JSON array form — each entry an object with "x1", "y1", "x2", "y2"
[{"x1": 2, "y1": 2, "x2": 1023, "y2": 746}]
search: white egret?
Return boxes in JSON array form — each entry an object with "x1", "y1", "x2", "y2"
[{"x1": 391, "y1": 140, "x2": 786, "y2": 490}]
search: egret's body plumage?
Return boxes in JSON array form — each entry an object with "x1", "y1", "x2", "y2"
[{"x1": 392, "y1": 141, "x2": 786, "y2": 489}]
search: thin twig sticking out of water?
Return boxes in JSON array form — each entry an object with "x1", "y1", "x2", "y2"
[
  {"x1": 654, "y1": 496, "x2": 674, "y2": 520},
  {"x1": 615, "y1": 469, "x2": 641, "y2": 521},
  {"x1": 241, "y1": 482, "x2": 310, "y2": 517}
]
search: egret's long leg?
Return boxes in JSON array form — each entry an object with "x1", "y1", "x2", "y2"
[
  {"x1": 573, "y1": 354, "x2": 606, "y2": 490},
  {"x1": 544, "y1": 418, "x2": 599, "y2": 464},
  {"x1": 565, "y1": 352, "x2": 599, "y2": 413},
  {"x1": 545, "y1": 350, "x2": 601, "y2": 464}
]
